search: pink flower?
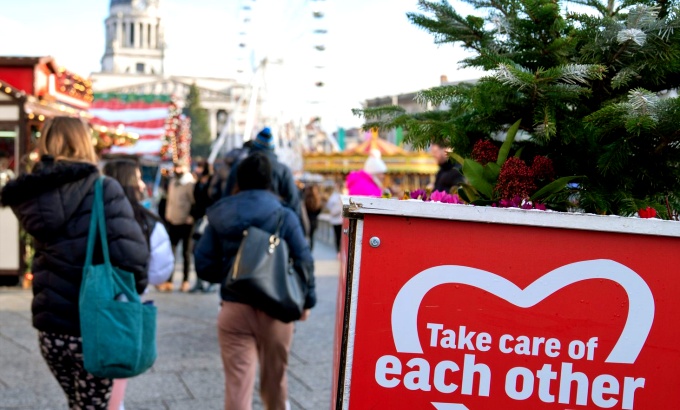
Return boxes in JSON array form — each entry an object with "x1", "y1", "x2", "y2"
[
  {"x1": 410, "y1": 189, "x2": 427, "y2": 201},
  {"x1": 499, "y1": 196, "x2": 523, "y2": 208},
  {"x1": 430, "y1": 190, "x2": 464, "y2": 204},
  {"x1": 497, "y1": 196, "x2": 547, "y2": 210},
  {"x1": 429, "y1": 190, "x2": 446, "y2": 202}
]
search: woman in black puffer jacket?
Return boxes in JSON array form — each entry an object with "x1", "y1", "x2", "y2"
[{"x1": 0, "y1": 117, "x2": 149, "y2": 409}]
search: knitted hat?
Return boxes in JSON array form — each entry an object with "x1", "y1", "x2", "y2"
[
  {"x1": 363, "y1": 149, "x2": 387, "y2": 174},
  {"x1": 252, "y1": 127, "x2": 275, "y2": 151}
]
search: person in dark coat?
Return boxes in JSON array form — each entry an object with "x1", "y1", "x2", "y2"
[
  {"x1": 224, "y1": 127, "x2": 301, "y2": 217},
  {"x1": 207, "y1": 141, "x2": 252, "y2": 205},
  {"x1": 189, "y1": 159, "x2": 213, "y2": 293},
  {"x1": 430, "y1": 141, "x2": 466, "y2": 193},
  {"x1": 0, "y1": 117, "x2": 149, "y2": 409},
  {"x1": 303, "y1": 184, "x2": 322, "y2": 250},
  {"x1": 193, "y1": 152, "x2": 315, "y2": 410}
]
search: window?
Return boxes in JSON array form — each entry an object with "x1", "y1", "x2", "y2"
[
  {"x1": 130, "y1": 23, "x2": 135, "y2": 46},
  {"x1": 136, "y1": 63, "x2": 145, "y2": 73}
]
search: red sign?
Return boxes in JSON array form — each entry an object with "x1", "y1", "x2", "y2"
[{"x1": 340, "y1": 211, "x2": 680, "y2": 409}]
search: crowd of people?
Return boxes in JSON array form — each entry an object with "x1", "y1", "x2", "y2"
[
  {"x1": 0, "y1": 115, "x2": 462, "y2": 409},
  {"x1": 0, "y1": 119, "x2": 327, "y2": 410}
]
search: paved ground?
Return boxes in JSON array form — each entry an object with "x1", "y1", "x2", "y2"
[{"x1": 0, "y1": 239, "x2": 340, "y2": 410}]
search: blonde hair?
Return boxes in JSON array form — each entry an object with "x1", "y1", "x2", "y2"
[{"x1": 38, "y1": 116, "x2": 97, "y2": 164}]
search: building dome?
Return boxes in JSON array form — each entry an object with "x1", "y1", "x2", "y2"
[{"x1": 101, "y1": 0, "x2": 164, "y2": 74}]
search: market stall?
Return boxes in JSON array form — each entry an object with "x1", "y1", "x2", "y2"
[
  {"x1": 332, "y1": 197, "x2": 680, "y2": 409},
  {"x1": 0, "y1": 56, "x2": 130, "y2": 278},
  {"x1": 303, "y1": 132, "x2": 438, "y2": 192},
  {"x1": 0, "y1": 56, "x2": 94, "y2": 277}
]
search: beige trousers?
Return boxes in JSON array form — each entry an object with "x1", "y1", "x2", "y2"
[{"x1": 217, "y1": 301, "x2": 294, "y2": 410}]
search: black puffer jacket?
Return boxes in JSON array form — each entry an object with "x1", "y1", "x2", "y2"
[{"x1": 0, "y1": 158, "x2": 149, "y2": 336}]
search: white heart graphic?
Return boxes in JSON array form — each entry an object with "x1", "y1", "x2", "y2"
[{"x1": 391, "y1": 259, "x2": 654, "y2": 364}]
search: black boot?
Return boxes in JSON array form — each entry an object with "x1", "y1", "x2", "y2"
[{"x1": 188, "y1": 279, "x2": 205, "y2": 293}]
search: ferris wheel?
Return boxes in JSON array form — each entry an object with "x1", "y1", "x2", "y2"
[{"x1": 209, "y1": 0, "x2": 332, "y2": 165}]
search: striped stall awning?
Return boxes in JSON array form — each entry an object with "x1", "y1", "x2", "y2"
[{"x1": 90, "y1": 93, "x2": 172, "y2": 156}]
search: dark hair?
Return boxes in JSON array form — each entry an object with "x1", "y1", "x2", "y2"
[
  {"x1": 103, "y1": 159, "x2": 157, "y2": 244},
  {"x1": 304, "y1": 184, "x2": 321, "y2": 212},
  {"x1": 236, "y1": 151, "x2": 271, "y2": 191},
  {"x1": 0, "y1": 151, "x2": 9, "y2": 159},
  {"x1": 195, "y1": 158, "x2": 211, "y2": 177},
  {"x1": 103, "y1": 159, "x2": 140, "y2": 200}
]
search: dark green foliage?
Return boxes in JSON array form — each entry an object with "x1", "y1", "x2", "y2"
[
  {"x1": 184, "y1": 83, "x2": 212, "y2": 158},
  {"x1": 355, "y1": 0, "x2": 680, "y2": 216}
]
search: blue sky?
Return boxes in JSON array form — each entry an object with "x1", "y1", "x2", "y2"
[{"x1": 0, "y1": 0, "x2": 485, "y2": 129}]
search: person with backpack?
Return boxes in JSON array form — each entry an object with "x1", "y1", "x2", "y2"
[{"x1": 0, "y1": 117, "x2": 149, "y2": 409}]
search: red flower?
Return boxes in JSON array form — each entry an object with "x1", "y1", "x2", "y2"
[
  {"x1": 531, "y1": 155, "x2": 555, "y2": 181},
  {"x1": 638, "y1": 207, "x2": 657, "y2": 218},
  {"x1": 495, "y1": 157, "x2": 536, "y2": 200},
  {"x1": 471, "y1": 140, "x2": 499, "y2": 166}
]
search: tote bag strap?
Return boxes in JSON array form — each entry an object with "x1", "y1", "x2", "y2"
[
  {"x1": 274, "y1": 209, "x2": 284, "y2": 237},
  {"x1": 84, "y1": 176, "x2": 112, "y2": 269}
]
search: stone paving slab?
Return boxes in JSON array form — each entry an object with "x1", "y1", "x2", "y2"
[{"x1": 0, "y1": 241, "x2": 340, "y2": 410}]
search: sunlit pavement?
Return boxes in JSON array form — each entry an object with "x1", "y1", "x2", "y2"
[{"x1": 0, "y1": 239, "x2": 340, "y2": 410}]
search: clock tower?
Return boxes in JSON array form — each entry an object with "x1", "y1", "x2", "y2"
[{"x1": 100, "y1": 0, "x2": 165, "y2": 74}]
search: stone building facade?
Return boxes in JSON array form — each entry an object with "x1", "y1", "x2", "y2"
[{"x1": 91, "y1": 0, "x2": 255, "y2": 146}]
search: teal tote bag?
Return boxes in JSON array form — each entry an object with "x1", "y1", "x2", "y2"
[{"x1": 79, "y1": 176, "x2": 157, "y2": 379}]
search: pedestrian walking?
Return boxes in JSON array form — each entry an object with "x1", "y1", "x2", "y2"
[
  {"x1": 162, "y1": 161, "x2": 195, "y2": 292},
  {"x1": 208, "y1": 141, "x2": 252, "y2": 203},
  {"x1": 194, "y1": 152, "x2": 316, "y2": 410},
  {"x1": 0, "y1": 116, "x2": 149, "y2": 410},
  {"x1": 103, "y1": 159, "x2": 174, "y2": 410},
  {"x1": 190, "y1": 158, "x2": 213, "y2": 293},
  {"x1": 224, "y1": 127, "x2": 301, "y2": 217},
  {"x1": 303, "y1": 184, "x2": 322, "y2": 250},
  {"x1": 325, "y1": 181, "x2": 344, "y2": 254}
]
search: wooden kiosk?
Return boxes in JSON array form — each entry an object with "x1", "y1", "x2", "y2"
[{"x1": 0, "y1": 56, "x2": 93, "y2": 277}]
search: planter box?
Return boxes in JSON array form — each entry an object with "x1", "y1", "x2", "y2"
[{"x1": 332, "y1": 197, "x2": 680, "y2": 410}]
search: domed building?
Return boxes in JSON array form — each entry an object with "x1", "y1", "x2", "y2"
[
  {"x1": 90, "y1": 0, "x2": 254, "y2": 155},
  {"x1": 101, "y1": 0, "x2": 165, "y2": 75}
]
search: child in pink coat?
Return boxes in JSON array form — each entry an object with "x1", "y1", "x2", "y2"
[{"x1": 346, "y1": 149, "x2": 387, "y2": 197}]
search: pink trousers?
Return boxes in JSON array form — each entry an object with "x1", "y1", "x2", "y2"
[
  {"x1": 108, "y1": 379, "x2": 126, "y2": 410},
  {"x1": 217, "y1": 301, "x2": 294, "y2": 410}
]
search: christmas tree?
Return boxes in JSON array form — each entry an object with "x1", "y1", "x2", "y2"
[
  {"x1": 184, "y1": 83, "x2": 212, "y2": 158},
  {"x1": 356, "y1": 0, "x2": 680, "y2": 217},
  {"x1": 162, "y1": 100, "x2": 192, "y2": 164}
]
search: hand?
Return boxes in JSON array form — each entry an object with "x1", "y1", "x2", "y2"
[{"x1": 299, "y1": 309, "x2": 311, "y2": 321}]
